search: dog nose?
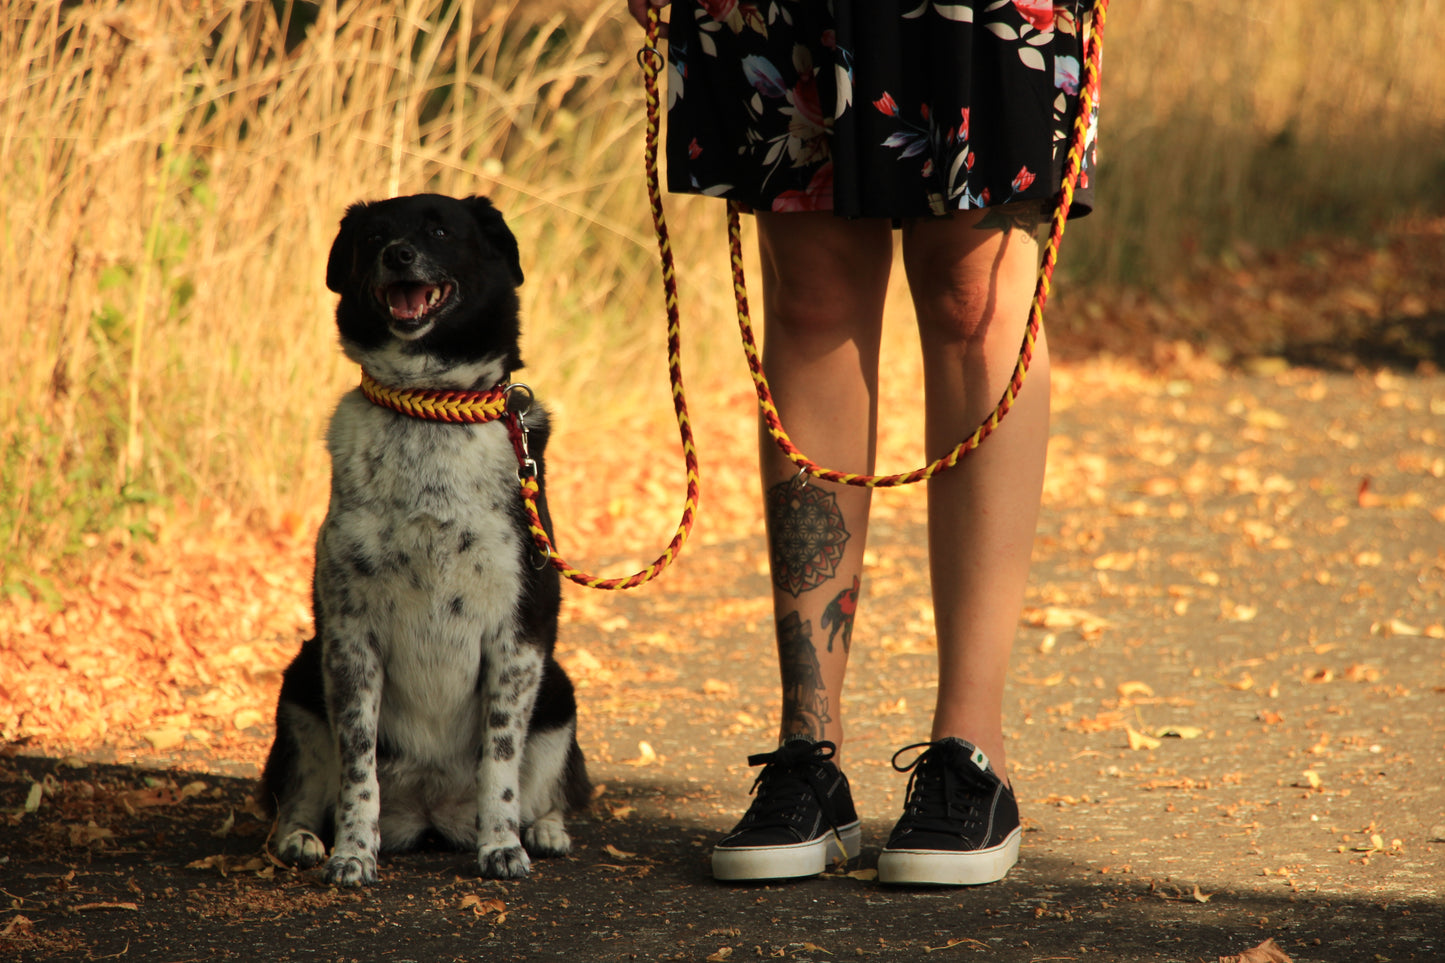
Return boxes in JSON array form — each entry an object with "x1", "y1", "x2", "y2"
[{"x1": 383, "y1": 242, "x2": 417, "y2": 270}]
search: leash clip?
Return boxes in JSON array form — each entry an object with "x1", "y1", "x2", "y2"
[{"x1": 505, "y1": 383, "x2": 539, "y2": 480}]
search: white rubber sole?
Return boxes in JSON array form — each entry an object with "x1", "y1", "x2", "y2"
[
  {"x1": 876, "y1": 825, "x2": 1021, "y2": 886},
  {"x1": 711, "y1": 821, "x2": 863, "y2": 881}
]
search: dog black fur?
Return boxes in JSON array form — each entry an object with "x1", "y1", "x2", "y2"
[{"x1": 260, "y1": 194, "x2": 590, "y2": 886}]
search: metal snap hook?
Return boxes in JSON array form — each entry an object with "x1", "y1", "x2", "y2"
[{"x1": 505, "y1": 382, "x2": 534, "y2": 417}]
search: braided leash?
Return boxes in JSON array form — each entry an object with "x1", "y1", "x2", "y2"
[
  {"x1": 730, "y1": 0, "x2": 1109, "y2": 488},
  {"x1": 508, "y1": 5, "x2": 702, "y2": 590}
]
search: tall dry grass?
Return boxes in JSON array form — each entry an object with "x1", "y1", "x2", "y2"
[
  {"x1": 2, "y1": 0, "x2": 1443, "y2": 584},
  {"x1": 1077, "y1": 0, "x2": 1445, "y2": 282}
]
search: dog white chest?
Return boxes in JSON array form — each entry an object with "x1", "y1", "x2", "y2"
[{"x1": 318, "y1": 393, "x2": 527, "y2": 753}]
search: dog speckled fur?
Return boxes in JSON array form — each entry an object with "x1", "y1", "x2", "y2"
[{"x1": 260, "y1": 194, "x2": 590, "y2": 885}]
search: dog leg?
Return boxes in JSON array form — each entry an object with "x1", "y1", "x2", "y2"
[
  {"x1": 519, "y1": 723, "x2": 578, "y2": 857},
  {"x1": 476, "y1": 644, "x2": 543, "y2": 879},
  {"x1": 270, "y1": 703, "x2": 337, "y2": 868},
  {"x1": 321, "y1": 631, "x2": 384, "y2": 887}
]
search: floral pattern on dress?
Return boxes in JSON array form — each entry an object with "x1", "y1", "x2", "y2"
[{"x1": 665, "y1": 0, "x2": 1099, "y2": 219}]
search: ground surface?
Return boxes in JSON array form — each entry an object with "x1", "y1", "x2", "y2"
[{"x1": 3, "y1": 221, "x2": 1444, "y2": 961}]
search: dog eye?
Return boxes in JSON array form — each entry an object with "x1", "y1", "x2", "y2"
[{"x1": 431, "y1": 226, "x2": 449, "y2": 239}]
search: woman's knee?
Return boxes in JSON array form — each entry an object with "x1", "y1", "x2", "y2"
[
  {"x1": 757, "y1": 213, "x2": 892, "y2": 340},
  {"x1": 902, "y1": 208, "x2": 1042, "y2": 349}
]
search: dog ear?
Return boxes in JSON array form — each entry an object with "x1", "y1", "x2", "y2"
[
  {"x1": 464, "y1": 195, "x2": 524, "y2": 287},
  {"x1": 326, "y1": 202, "x2": 370, "y2": 294}
]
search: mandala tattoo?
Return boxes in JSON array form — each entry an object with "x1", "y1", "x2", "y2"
[
  {"x1": 821, "y1": 575, "x2": 860, "y2": 654},
  {"x1": 767, "y1": 480, "x2": 850, "y2": 597},
  {"x1": 777, "y1": 612, "x2": 829, "y2": 741}
]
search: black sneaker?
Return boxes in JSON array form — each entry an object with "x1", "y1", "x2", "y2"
[
  {"x1": 876, "y1": 738, "x2": 1021, "y2": 885},
  {"x1": 711, "y1": 738, "x2": 862, "y2": 881}
]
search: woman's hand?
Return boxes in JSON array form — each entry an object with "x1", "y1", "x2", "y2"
[{"x1": 627, "y1": 0, "x2": 670, "y2": 35}]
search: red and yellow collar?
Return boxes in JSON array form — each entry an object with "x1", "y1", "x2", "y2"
[{"x1": 358, "y1": 369, "x2": 509, "y2": 424}]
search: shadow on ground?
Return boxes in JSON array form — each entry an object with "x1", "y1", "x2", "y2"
[{"x1": 1, "y1": 754, "x2": 1440, "y2": 963}]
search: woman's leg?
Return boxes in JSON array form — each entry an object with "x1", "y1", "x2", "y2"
[
  {"x1": 710, "y1": 212, "x2": 892, "y2": 882},
  {"x1": 900, "y1": 204, "x2": 1051, "y2": 785},
  {"x1": 753, "y1": 211, "x2": 894, "y2": 757}
]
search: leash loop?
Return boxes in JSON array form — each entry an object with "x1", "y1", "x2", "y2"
[
  {"x1": 733, "y1": 0, "x2": 1109, "y2": 488},
  {"x1": 506, "y1": 4, "x2": 702, "y2": 591}
]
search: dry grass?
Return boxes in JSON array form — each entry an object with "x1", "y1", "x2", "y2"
[
  {"x1": 1074, "y1": 0, "x2": 1445, "y2": 282},
  {"x1": 2, "y1": 0, "x2": 1442, "y2": 583}
]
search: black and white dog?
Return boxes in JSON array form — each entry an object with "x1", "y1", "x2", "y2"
[{"x1": 261, "y1": 194, "x2": 590, "y2": 886}]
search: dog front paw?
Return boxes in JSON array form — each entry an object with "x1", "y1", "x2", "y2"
[
  {"x1": 524, "y1": 816, "x2": 571, "y2": 858},
  {"x1": 275, "y1": 828, "x2": 327, "y2": 868},
  {"x1": 323, "y1": 852, "x2": 378, "y2": 887},
  {"x1": 478, "y1": 844, "x2": 532, "y2": 879}
]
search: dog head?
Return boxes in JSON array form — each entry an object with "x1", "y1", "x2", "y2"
[{"x1": 326, "y1": 193, "x2": 526, "y2": 389}]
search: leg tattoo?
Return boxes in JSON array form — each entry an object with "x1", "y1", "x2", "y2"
[
  {"x1": 767, "y1": 479, "x2": 851, "y2": 598},
  {"x1": 777, "y1": 612, "x2": 830, "y2": 740},
  {"x1": 821, "y1": 575, "x2": 860, "y2": 654}
]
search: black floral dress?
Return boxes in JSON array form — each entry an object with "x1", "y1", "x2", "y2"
[{"x1": 664, "y1": 0, "x2": 1099, "y2": 219}]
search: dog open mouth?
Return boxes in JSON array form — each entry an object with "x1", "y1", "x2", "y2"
[{"x1": 378, "y1": 282, "x2": 454, "y2": 334}]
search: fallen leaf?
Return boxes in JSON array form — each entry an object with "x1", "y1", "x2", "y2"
[
  {"x1": 1117, "y1": 681, "x2": 1155, "y2": 699},
  {"x1": 1192, "y1": 884, "x2": 1212, "y2": 903},
  {"x1": 1127, "y1": 727, "x2": 1162, "y2": 751},
  {"x1": 1156, "y1": 726, "x2": 1205, "y2": 740},
  {"x1": 706, "y1": 948, "x2": 734, "y2": 962},
  {"x1": 232, "y1": 708, "x2": 266, "y2": 730},
  {"x1": 140, "y1": 727, "x2": 187, "y2": 751},
  {"x1": 602, "y1": 844, "x2": 636, "y2": 860},
  {"x1": 925, "y1": 937, "x2": 988, "y2": 953},
  {"x1": 211, "y1": 809, "x2": 235, "y2": 839},
  {"x1": 624, "y1": 741, "x2": 658, "y2": 767},
  {"x1": 1218, "y1": 937, "x2": 1293, "y2": 963},
  {"x1": 67, "y1": 822, "x2": 115, "y2": 847},
  {"x1": 459, "y1": 894, "x2": 506, "y2": 917},
  {"x1": 846, "y1": 868, "x2": 879, "y2": 881}
]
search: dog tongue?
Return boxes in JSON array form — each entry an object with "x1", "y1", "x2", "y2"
[{"x1": 387, "y1": 284, "x2": 433, "y2": 320}]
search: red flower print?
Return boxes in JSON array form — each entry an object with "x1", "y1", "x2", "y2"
[
  {"x1": 700, "y1": 0, "x2": 738, "y2": 20},
  {"x1": 1012, "y1": 165, "x2": 1036, "y2": 192},
  {"x1": 965, "y1": 150, "x2": 976, "y2": 170},
  {"x1": 959, "y1": 106, "x2": 970, "y2": 142},
  {"x1": 791, "y1": 70, "x2": 825, "y2": 130},
  {"x1": 688, "y1": 138, "x2": 702, "y2": 160},
  {"x1": 980, "y1": 187, "x2": 992, "y2": 206},
  {"x1": 872, "y1": 91, "x2": 899, "y2": 117},
  {"x1": 1012, "y1": 0, "x2": 1055, "y2": 32},
  {"x1": 772, "y1": 163, "x2": 835, "y2": 213}
]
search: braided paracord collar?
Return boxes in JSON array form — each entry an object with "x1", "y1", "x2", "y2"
[{"x1": 358, "y1": 369, "x2": 510, "y2": 424}]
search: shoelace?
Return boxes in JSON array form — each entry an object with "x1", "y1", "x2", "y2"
[
  {"x1": 891, "y1": 741, "x2": 991, "y2": 834},
  {"x1": 740, "y1": 739, "x2": 841, "y2": 831}
]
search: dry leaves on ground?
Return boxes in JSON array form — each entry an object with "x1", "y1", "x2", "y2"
[{"x1": 1219, "y1": 937, "x2": 1294, "y2": 963}]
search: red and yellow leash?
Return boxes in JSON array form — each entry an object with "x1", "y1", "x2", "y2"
[{"x1": 359, "y1": 0, "x2": 1106, "y2": 589}]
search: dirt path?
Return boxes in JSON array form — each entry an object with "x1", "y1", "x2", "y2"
[{"x1": 3, "y1": 356, "x2": 1442, "y2": 962}]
